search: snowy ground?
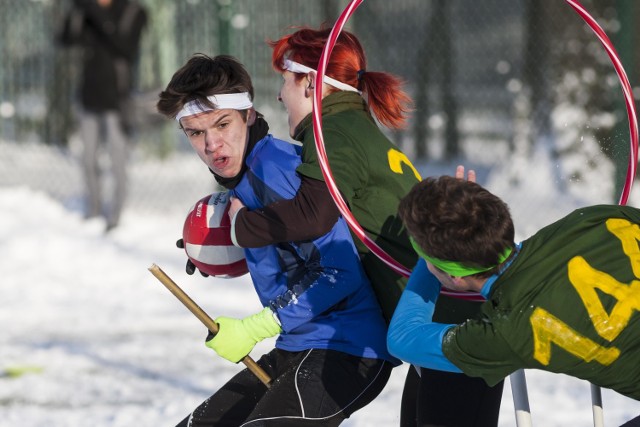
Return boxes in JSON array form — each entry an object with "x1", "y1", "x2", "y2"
[{"x1": 1, "y1": 141, "x2": 640, "y2": 426}]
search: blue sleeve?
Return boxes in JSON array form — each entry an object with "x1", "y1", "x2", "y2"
[{"x1": 387, "y1": 259, "x2": 462, "y2": 372}]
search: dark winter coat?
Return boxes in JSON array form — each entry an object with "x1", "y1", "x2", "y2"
[{"x1": 60, "y1": 0, "x2": 147, "y2": 112}]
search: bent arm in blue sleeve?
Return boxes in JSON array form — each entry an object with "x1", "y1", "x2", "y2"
[{"x1": 387, "y1": 258, "x2": 462, "y2": 372}]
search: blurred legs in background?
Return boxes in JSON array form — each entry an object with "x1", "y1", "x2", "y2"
[{"x1": 80, "y1": 110, "x2": 128, "y2": 231}]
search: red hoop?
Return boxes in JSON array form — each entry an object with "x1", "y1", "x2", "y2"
[{"x1": 311, "y1": 0, "x2": 638, "y2": 300}]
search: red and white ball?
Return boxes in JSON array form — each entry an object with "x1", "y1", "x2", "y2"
[{"x1": 183, "y1": 191, "x2": 248, "y2": 278}]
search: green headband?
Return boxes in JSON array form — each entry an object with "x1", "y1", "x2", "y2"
[{"x1": 409, "y1": 236, "x2": 512, "y2": 277}]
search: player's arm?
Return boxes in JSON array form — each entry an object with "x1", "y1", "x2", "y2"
[
  {"x1": 387, "y1": 258, "x2": 463, "y2": 372},
  {"x1": 231, "y1": 175, "x2": 340, "y2": 247}
]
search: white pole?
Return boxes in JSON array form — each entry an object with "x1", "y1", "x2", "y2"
[
  {"x1": 591, "y1": 384, "x2": 604, "y2": 427},
  {"x1": 510, "y1": 370, "x2": 533, "y2": 427}
]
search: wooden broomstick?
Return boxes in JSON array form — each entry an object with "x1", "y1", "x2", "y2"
[{"x1": 148, "y1": 264, "x2": 272, "y2": 388}]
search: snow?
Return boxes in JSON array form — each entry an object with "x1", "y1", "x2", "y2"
[{"x1": 1, "y1": 141, "x2": 640, "y2": 426}]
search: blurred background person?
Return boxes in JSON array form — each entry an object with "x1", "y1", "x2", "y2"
[{"x1": 59, "y1": 0, "x2": 147, "y2": 231}]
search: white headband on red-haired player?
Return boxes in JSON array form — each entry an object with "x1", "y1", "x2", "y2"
[{"x1": 283, "y1": 59, "x2": 360, "y2": 94}]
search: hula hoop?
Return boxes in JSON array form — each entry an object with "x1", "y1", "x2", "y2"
[
  {"x1": 565, "y1": 0, "x2": 639, "y2": 206},
  {"x1": 311, "y1": 0, "x2": 639, "y2": 300}
]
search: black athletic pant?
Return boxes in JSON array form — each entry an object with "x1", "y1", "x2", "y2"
[
  {"x1": 621, "y1": 415, "x2": 640, "y2": 426},
  {"x1": 400, "y1": 366, "x2": 504, "y2": 427},
  {"x1": 176, "y1": 348, "x2": 392, "y2": 426}
]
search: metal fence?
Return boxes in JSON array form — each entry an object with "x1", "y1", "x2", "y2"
[{"x1": 0, "y1": 0, "x2": 638, "y2": 217}]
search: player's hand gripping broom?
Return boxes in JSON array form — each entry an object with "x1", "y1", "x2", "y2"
[{"x1": 148, "y1": 264, "x2": 272, "y2": 388}]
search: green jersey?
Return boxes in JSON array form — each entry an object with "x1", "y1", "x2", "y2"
[
  {"x1": 293, "y1": 91, "x2": 420, "y2": 321},
  {"x1": 443, "y1": 205, "x2": 640, "y2": 400}
]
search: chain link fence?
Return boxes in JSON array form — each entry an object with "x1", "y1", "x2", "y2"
[{"x1": 0, "y1": 0, "x2": 638, "y2": 220}]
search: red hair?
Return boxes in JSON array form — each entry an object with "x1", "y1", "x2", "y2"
[{"x1": 269, "y1": 26, "x2": 413, "y2": 130}]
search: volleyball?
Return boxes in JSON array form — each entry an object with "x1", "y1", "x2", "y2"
[{"x1": 182, "y1": 192, "x2": 248, "y2": 278}]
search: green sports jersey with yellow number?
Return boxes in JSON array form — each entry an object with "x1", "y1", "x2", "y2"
[
  {"x1": 293, "y1": 91, "x2": 421, "y2": 322},
  {"x1": 443, "y1": 205, "x2": 640, "y2": 400}
]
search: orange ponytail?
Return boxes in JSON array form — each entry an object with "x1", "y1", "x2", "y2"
[{"x1": 269, "y1": 26, "x2": 413, "y2": 129}]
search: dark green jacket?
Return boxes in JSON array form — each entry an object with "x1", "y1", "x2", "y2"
[
  {"x1": 294, "y1": 91, "x2": 479, "y2": 322},
  {"x1": 444, "y1": 205, "x2": 640, "y2": 400}
]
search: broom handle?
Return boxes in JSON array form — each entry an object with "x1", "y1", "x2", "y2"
[{"x1": 148, "y1": 264, "x2": 272, "y2": 388}]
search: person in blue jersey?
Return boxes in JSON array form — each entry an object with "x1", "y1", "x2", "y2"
[{"x1": 156, "y1": 54, "x2": 396, "y2": 427}]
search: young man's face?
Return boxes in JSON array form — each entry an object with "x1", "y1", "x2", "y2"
[
  {"x1": 426, "y1": 262, "x2": 459, "y2": 291},
  {"x1": 180, "y1": 108, "x2": 255, "y2": 178},
  {"x1": 426, "y1": 261, "x2": 486, "y2": 293}
]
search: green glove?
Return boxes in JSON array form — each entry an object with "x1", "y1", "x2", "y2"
[{"x1": 206, "y1": 307, "x2": 282, "y2": 363}]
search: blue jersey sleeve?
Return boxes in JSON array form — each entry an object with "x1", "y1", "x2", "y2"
[{"x1": 387, "y1": 258, "x2": 462, "y2": 372}]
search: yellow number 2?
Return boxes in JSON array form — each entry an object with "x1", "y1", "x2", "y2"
[{"x1": 387, "y1": 149, "x2": 421, "y2": 181}]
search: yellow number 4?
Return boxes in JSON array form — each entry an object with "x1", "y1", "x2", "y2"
[
  {"x1": 568, "y1": 256, "x2": 640, "y2": 342},
  {"x1": 531, "y1": 217, "x2": 640, "y2": 366}
]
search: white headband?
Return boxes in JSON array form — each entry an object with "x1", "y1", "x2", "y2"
[
  {"x1": 283, "y1": 59, "x2": 360, "y2": 94},
  {"x1": 175, "y1": 93, "x2": 253, "y2": 121}
]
